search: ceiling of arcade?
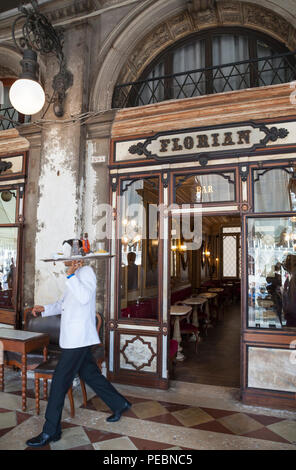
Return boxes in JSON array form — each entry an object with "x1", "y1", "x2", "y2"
[{"x1": 116, "y1": 0, "x2": 296, "y2": 87}]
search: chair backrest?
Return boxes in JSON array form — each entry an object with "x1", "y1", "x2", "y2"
[
  {"x1": 25, "y1": 308, "x2": 61, "y2": 345},
  {"x1": 24, "y1": 307, "x2": 104, "y2": 346}
]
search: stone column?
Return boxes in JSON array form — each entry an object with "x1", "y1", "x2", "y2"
[{"x1": 34, "y1": 23, "x2": 90, "y2": 304}]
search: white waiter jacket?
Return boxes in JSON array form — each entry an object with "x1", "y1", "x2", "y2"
[{"x1": 41, "y1": 265, "x2": 100, "y2": 349}]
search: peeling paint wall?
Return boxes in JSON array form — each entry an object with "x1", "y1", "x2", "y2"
[{"x1": 34, "y1": 24, "x2": 91, "y2": 304}]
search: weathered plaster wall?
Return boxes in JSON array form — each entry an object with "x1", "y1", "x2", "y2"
[{"x1": 34, "y1": 24, "x2": 91, "y2": 304}]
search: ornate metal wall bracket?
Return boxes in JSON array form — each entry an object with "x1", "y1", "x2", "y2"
[{"x1": 11, "y1": 0, "x2": 73, "y2": 117}]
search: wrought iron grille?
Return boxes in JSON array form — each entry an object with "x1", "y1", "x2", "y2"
[
  {"x1": 112, "y1": 50, "x2": 296, "y2": 109},
  {"x1": 0, "y1": 107, "x2": 30, "y2": 131}
]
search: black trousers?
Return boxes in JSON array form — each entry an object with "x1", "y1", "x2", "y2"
[{"x1": 43, "y1": 346, "x2": 127, "y2": 437}]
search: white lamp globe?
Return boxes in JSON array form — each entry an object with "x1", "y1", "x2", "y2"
[{"x1": 9, "y1": 78, "x2": 45, "y2": 115}]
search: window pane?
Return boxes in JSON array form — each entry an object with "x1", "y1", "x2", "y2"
[
  {"x1": 257, "y1": 41, "x2": 287, "y2": 86},
  {"x1": 253, "y1": 168, "x2": 295, "y2": 212},
  {"x1": 120, "y1": 178, "x2": 159, "y2": 320},
  {"x1": 137, "y1": 62, "x2": 165, "y2": 105},
  {"x1": 0, "y1": 189, "x2": 16, "y2": 223},
  {"x1": 0, "y1": 227, "x2": 18, "y2": 309},
  {"x1": 223, "y1": 235, "x2": 237, "y2": 277},
  {"x1": 175, "y1": 172, "x2": 235, "y2": 204},
  {"x1": 172, "y1": 40, "x2": 206, "y2": 98},
  {"x1": 223, "y1": 227, "x2": 241, "y2": 233},
  {"x1": 248, "y1": 216, "x2": 296, "y2": 329},
  {"x1": 212, "y1": 34, "x2": 250, "y2": 92}
]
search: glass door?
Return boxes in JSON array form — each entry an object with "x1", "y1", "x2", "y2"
[{"x1": 107, "y1": 173, "x2": 169, "y2": 389}]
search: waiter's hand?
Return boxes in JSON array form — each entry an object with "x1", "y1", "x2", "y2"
[
  {"x1": 67, "y1": 260, "x2": 83, "y2": 276},
  {"x1": 32, "y1": 305, "x2": 45, "y2": 317}
]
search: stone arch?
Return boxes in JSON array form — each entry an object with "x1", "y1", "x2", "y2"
[
  {"x1": 0, "y1": 44, "x2": 22, "y2": 78},
  {"x1": 0, "y1": 43, "x2": 46, "y2": 85},
  {"x1": 91, "y1": 0, "x2": 296, "y2": 111}
]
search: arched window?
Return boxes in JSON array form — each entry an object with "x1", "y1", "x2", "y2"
[
  {"x1": 113, "y1": 27, "x2": 296, "y2": 108},
  {"x1": 0, "y1": 78, "x2": 26, "y2": 130}
]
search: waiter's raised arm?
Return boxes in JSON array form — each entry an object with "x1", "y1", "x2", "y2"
[{"x1": 66, "y1": 265, "x2": 96, "y2": 305}]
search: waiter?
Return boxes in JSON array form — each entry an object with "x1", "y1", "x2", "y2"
[{"x1": 26, "y1": 241, "x2": 131, "y2": 448}]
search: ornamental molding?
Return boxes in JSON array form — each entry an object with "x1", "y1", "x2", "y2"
[
  {"x1": 116, "y1": 1, "x2": 296, "y2": 88},
  {"x1": 114, "y1": 120, "x2": 291, "y2": 164}
]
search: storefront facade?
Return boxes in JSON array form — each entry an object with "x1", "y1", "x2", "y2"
[
  {"x1": 0, "y1": 0, "x2": 296, "y2": 410},
  {"x1": 105, "y1": 84, "x2": 296, "y2": 409}
]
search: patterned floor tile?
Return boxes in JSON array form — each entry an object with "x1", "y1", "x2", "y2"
[
  {"x1": 87, "y1": 396, "x2": 111, "y2": 412},
  {"x1": 243, "y1": 427, "x2": 292, "y2": 443},
  {"x1": 158, "y1": 401, "x2": 192, "y2": 413},
  {"x1": 83, "y1": 427, "x2": 122, "y2": 444},
  {"x1": 0, "y1": 411, "x2": 17, "y2": 429},
  {"x1": 131, "y1": 401, "x2": 168, "y2": 419},
  {"x1": 193, "y1": 419, "x2": 235, "y2": 435},
  {"x1": 16, "y1": 411, "x2": 32, "y2": 426},
  {"x1": 0, "y1": 427, "x2": 14, "y2": 439},
  {"x1": 50, "y1": 425, "x2": 91, "y2": 450},
  {"x1": 200, "y1": 407, "x2": 237, "y2": 420},
  {"x1": 172, "y1": 407, "x2": 214, "y2": 427},
  {"x1": 144, "y1": 413, "x2": 184, "y2": 427},
  {"x1": 218, "y1": 413, "x2": 264, "y2": 435},
  {"x1": 69, "y1": 444, "x2": 95, "y2": 450},
  {"x1": 245, "y1": 413, "x2": 286, "y2": 427},
  {"x1": 267, "y1": 420, "x2": 296, "y2": 444},
  {"x1": 93, "y1": 436, "x2": 138, "y2": 450},
  {"x1": 129, "y1": 436, "x2": 172, "y2": 450}
]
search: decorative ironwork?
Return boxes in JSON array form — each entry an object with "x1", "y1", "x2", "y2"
[
  {"x1": 161, "y1": 172, "x2": 169, "y2": 189},
  {"x1": 239, "y1": 164, "x2": 249, "y2": 182},
  {"x1": 259, "y1": 126, "x2": 290, "y2": 145},
  {"x1": 199, "y1": 155, "x2": 208, "y2": 167},
  {"x1": 113, "y1": 50, "x2": 296, "y2": 109},
  {"x1": 11, "y1": 0, "x2": 73, "y2": 117},
  {"x1": 128, "y1": 141, "x2": 152, "y2": 158},
  {"x1": 0, "y1": 107, "x2": 24, "y2": 130},
  {"x1": 0, "y1": 161, "x2": 12, "y2": 174},
  {"x1": 175, "y1": 171, "x2": 235, "y2": 188}
]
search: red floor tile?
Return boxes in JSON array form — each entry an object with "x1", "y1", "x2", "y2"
[
  {"x1": 245, "y1": 413, "x2": 286, "y2": 426},
  {"x1": 0, "y1": 427, "x2": 14, "y2": 438},
  {"x1": 193, "y1": 419, "x2": 235, "y2": 435},
  {"x1": 243, "y1": 427, "x2": 291, "y2": 444},
  {"x1": 200, "y1": 407, "x2": 237, "y2": 419},
  {"x1": 129, "y1": 436, "x2": 173, "y2": 450},
  {"x1": 83, "y1": 427, "x2": 122, "y2": 444}
]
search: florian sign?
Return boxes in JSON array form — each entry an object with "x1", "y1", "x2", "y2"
[{"x1": 114, "y1": 121, "x2": 293, "y2": 164}]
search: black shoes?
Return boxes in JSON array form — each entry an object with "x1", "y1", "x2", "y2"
[
  {"x1": 26, "y1": 431, "x2": 62, "y2": 447},
  {"x1": 106, "y1": 401, "x2": 131, "y2": 422}
]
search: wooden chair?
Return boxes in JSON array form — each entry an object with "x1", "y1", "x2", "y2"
[{"x1": 34, "y1": 313, "x2": 105, "y2": 417}]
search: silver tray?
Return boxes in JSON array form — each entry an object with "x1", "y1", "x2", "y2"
[{"x1": 42, "y1": 253, "x2": 115, "y2": 262}]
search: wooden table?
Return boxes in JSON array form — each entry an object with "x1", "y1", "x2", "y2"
[
  {"x1": 208, "y1": 288, "x2": 224, "y2": 293},
  {"x1": 0, "y1": 328, "x2": 49, "y2": 411},
  {"x1": 170, "y1": 305, "x2": 192, "y2": 361},
  {"x1": 198, "y1": 292, "x2": 218, "y2": 322},
  {"x1": 183, "y1": 297, "x2": 207, "y2": 327}
]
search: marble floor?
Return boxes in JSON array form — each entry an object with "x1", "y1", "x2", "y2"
[
  {"x1": 0, "y1": 368, "x2": 296, "y2": 450},
  {"x1": 174, "y1": 301, "x2": 241, "y2": 387}
]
